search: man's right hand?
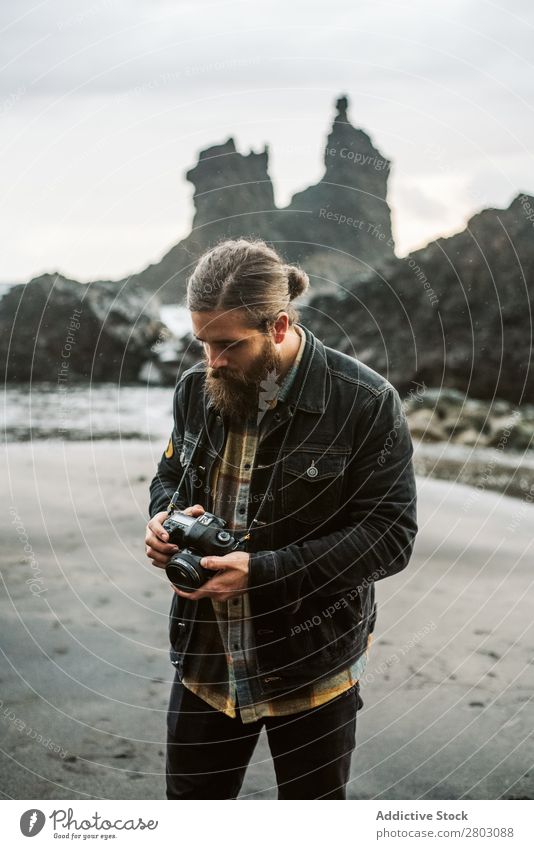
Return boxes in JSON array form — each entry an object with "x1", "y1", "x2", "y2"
[{"x1": 145, "y1": 504, "x2": 205, "y2": 569}]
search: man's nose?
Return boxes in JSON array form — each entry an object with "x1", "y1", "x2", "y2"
[{"x1": 207, "y1": 346, "x2": 228, "y2": 369}]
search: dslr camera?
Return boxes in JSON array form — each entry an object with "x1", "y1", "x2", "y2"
[{"x1": 163, "y1": 510, "x2": 242, "y2": 593}]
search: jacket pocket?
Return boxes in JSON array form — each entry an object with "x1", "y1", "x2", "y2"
[
  {"x1": 280, "y1": 448, "x2": 349, "y2": 525},
  {"x1": 178, "y1": 433, "x2": 206, "y2": 500}
]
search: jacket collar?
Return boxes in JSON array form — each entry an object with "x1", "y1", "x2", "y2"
[{"x1": 286, "y1": 324, "x2": 328, "y2": 414}]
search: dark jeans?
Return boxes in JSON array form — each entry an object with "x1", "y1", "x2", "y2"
[{"x1": 166, "y1": 673, "x2": 363, "y2": 800}]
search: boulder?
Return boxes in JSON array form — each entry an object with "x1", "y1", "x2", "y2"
[
  {"x1": 0, "y1": 273, "x2": 166, "y2": 383},
  {"x1": 401, "y1": 384, "x2": 534, "y2": 451}
]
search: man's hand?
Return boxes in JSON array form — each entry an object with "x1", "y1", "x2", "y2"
[
  {"x1": 145, "y1": 504, "x2": 205, "y2": 568},
  {"x1": 173, "y1": 551, "x2": 250, "y2": 602}
]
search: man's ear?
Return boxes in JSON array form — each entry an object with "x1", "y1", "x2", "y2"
[{"x1": 272, "y1": 313, "x2": 290, "y2": 344}]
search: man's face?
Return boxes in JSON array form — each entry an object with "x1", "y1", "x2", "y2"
[{"x1": 191, "y1": 309, "x2": 282, "y2": 421}]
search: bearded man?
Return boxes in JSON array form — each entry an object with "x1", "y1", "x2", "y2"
[{"x1": 146, "y1": 238, "x2": 418, "y2": 800}]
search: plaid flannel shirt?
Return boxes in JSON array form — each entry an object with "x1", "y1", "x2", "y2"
[{"x1": 181, "y1": 327, "x2": 370, "y2": 722}]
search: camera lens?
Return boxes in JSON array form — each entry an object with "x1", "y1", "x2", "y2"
[{"x1": 166, "y1": 552, "x2": 203, "y2": 593}]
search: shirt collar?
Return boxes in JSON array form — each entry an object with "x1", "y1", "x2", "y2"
[{"x1": 275, "y1": 325, "x2": 306, "y2": 405}]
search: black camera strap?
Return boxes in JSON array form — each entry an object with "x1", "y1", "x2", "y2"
[{"x1": 166, "y1": 406, "x2": 215, "y2": 513}]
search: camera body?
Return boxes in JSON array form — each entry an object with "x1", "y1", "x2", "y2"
[{"x1": 163, "y1": 510, "x2": 240, "y2": 593}]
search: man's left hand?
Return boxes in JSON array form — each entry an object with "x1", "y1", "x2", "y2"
[{"x1": 172, "y1": 551, "x2": 250, "y2": 602}]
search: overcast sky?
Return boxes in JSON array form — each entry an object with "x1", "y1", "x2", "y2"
[{"x1": 2, "y1": 0, "x2": 533, "y2": 283}]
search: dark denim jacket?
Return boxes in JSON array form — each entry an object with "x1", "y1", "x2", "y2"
[{"x1": 149, "y1": 324, "x2": 418, "y2": 698}]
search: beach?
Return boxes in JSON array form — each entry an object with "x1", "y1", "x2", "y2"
[{"x1": 1, "y1": 440, "x2": 533, "y2": 800}]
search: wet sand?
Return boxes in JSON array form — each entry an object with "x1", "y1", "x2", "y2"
[{"x1": 1, "y1": 441, "x2": 533, "y2": 800}]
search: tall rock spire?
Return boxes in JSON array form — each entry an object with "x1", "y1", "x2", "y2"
[
  {"x1": 335, "y1": 94, "x2": 349, "y2": 123},
  {"x1": 322, "y1": 94, "x2": 390, "y2": 200},
  {"x1": 282, "y1": 94, "x2": 395, "y2": 275}
]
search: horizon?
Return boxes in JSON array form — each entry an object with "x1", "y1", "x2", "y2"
[{"x1": 1, "y1": 184, "x2": 529, "y2": 288}]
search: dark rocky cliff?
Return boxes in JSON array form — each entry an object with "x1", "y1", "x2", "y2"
[{"x1": 302, "y1": 193, "x2": 534, "y2": 405}]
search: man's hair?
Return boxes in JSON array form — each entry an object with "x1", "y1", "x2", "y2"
[{"x1": 186, "y1": 238, "x2": 309, "y2": 328}]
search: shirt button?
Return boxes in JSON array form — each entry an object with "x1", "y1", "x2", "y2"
[
  {"x1": 238, "y1": 506, "x2": 246, "y2": 514},
  {"x1": 232, "y1": 643, "x2": 239, "y2": 651},
  {"x1": 244, "y1": 463, "x2": 251, "y2": 471}
]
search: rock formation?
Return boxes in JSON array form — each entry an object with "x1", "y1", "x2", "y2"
[
  {"x1": 125, "y1": 95, "x2": 395, "y2": 301},
  {"x1": 0, "y1": 273, "x2": 166, "y2": 382},
  {"x1": 404, "y1": 387, "x2": 533, "y2": 450},
  {"x1": 280, "y1": 95, "x2": 394, "y2": 281},
  {"x1": 302, "y1": 193, "x2": 534, "y2": 405},
  {"x1": 131, "y1": 138, "x2": 283, "y2": 298},
  {"x1": 7, "y1": 96, "x2": 533, "y2": 409}
]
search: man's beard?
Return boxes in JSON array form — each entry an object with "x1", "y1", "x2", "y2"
[{"x1": 204, "y1": 337, "x2": 282, "y2": 423}]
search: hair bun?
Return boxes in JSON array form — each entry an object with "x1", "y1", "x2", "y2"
[{"x1": 286, "y1": 264, "x2": 309, "y2": 300}]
